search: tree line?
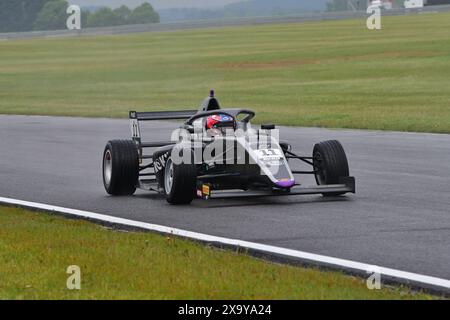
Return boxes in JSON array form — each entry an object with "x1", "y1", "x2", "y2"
[{"x1": 0, "y1": 0, "x2": 160, "y2": 33}]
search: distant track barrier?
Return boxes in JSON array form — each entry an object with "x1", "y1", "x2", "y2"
[{"x1": 1, "y1": 5, "x2": 450, "y2": 40}]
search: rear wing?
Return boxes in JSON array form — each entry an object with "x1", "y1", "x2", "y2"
[
  {"x1": 129, "y1": 110, "x2": 197, "y2": 121},
  {"x1": 129, "y1": 110, "x2": 197, "y2": 142},
  {"x1": 129, "y1": 110, "x2": 197, "y2": 162}
]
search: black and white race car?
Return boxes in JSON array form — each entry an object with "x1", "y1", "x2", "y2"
[{"x1": 102, "y1": 91, "x2": 355, "y2": 204}]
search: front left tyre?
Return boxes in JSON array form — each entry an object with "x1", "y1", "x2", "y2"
[
  {"x1": 313, "y1": 140, "x2": 350, "y2": 196},
  {"x1": 103, "y1": 140, "x2": 139, "y2": 196}
]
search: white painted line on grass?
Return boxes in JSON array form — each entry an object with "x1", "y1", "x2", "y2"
[{"x1": 1, "y1": 196, "x2": 449, "y2": 292}]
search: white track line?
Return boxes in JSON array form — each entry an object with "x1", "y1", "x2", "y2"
[{"x1": 1, "y1": 196, "x2": 449, "y2": 292}]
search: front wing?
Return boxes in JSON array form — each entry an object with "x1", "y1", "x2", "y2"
[{"x1": 197, "y1": 177, "x2": 355, "y2": 200}]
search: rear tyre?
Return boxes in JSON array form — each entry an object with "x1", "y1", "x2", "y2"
[
  {"x1": 313, "y1": 140, "x2": 349, "y2": 196},
  {"x1": 163, "y1": 156, "x2": 197, "y2": 205},
  {"x1": 103, "y1": 140, "x2": 139, "y2": 196}
]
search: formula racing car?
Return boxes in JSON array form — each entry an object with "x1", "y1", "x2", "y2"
[{"x1": 102, "y1": 91, "x2": 355, "y2": 204}]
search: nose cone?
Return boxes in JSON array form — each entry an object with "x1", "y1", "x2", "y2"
[{"x1": 276, "y1": 179, "x2": 295, "y2": 188}]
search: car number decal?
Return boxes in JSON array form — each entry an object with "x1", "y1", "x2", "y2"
[{"x1": 256, "y1": 149, "x2": 283, "y2": 162}]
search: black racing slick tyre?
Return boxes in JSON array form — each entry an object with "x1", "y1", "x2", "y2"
[
  {"x1": 103, "y1": 140, "x2": 139, "y2": 196},
  {"x1": 313, "y1": 140, "x2": 350, "y2": 196},
  {"x1": 163, "y1": 156, "x2": 197, "y2": 205}
]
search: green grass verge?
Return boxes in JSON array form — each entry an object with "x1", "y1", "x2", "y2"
[
  {"x1": 0, "y1": 206, "x2": 436, "y2": 300},
  {"x1": 1, "y1": 13, "x2": 450, "y2": 132}
]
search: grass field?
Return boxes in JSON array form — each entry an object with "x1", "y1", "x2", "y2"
[
  {"x1": 0, "y1": 13, "x2": 450, "y2": 132},
  {"x1": 0, "y1": 206, "x2": 435, "y2": 300}
]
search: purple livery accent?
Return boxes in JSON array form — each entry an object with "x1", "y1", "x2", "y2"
[
  {"x1": 276, "y1": 179, "x2": 295, "y2": 188},
  {"x1": 210, "y1": 89, "x2": 215, "y2": 98}
]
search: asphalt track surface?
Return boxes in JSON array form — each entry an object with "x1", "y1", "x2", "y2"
[{"x1": 0, "y1": 115, "x2": 449, "y2": 281}]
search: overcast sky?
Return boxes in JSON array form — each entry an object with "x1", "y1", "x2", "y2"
[{"x1": 68, "y1": 0, "x2": 241, "y2": 9}]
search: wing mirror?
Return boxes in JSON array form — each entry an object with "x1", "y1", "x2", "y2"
[{"x1": 184, "y1": 125, "x2": 195, "y2": 134}]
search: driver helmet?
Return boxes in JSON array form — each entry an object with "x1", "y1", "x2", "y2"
[{"x1": 205, "y1": 114, "x2": 236, "y2": 136}]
